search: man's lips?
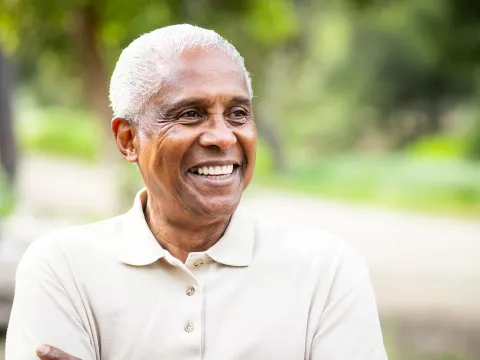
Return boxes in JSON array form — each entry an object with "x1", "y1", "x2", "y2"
[
  {"x1": 187, "y1": 160, "x2": 241, "y2": 175},
  {"x1": 189, "y1": 164, "x2": 235, "y2": 176},
  {"x1": 186, "y1": 161, "x2": 241, "y2": 187}
]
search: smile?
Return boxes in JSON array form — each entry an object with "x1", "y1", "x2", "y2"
[
  {"x1": 190, "y1": 164, "x2": 234, "y2": 175},
  {"x1": 187, "y1": 164, "x2": 239, "y2": 184}
]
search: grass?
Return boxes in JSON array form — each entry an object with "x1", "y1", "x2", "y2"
[
  {"x1": 16, "y1": 106, "x2": 101, "y2": 162},
  {"x1": 253, "y1": 153, "x2": 480, "y2": 218},
  {"x1": 0, "y1": 172, "x2": 15, "y2": 219}
]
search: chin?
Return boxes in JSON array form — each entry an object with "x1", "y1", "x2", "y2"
[{"x1": 196, "y1": 197, "x2": 241, "y2": 218}]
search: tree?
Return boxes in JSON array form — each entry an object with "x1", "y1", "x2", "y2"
[
  {"x1": 0, "y1": 49, "x2": 16, "y2": 184},
  {"x1": 343, "y1": 0, "x2": 480, "y2": 151},
  {"x1": 0, "y1": 48, "x2": 16, "y2": 219},
  {"x1": 280, "y1": 0, "x2": 480, "y2": 154}
]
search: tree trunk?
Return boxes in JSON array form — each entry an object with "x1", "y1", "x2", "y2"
[
  {"x1": 254, "y1": 51, "x2": 291, "y2": 173},
  {"x1": 0, "y1": 49, "x2": 17, "y2": 184},
  {"x1": 254, "y1": 117, "x2": 287, "y2": 172},
  {"x1": 72, "y1": 4, "x2": 116, "y2": 160}
]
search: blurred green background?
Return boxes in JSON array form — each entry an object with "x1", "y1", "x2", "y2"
[
  {"x1": 0, "y1": 0, "x2": 480, "y2": 359},
  {"x1": 1, "y1": 0, "x2": 480, "y2": 217}
]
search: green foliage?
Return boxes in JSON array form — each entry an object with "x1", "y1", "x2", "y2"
[
  {"x1": 254, "y1": 154, "x2": 480, "y2": 217},
  {"x1": 407, "y1": 135, "x2": 468, "y2": 160},
  {"x1": 17, "y1": 106, "x2": 100, "y2": 161},
  {"x1": 254, "y1": 140, "x2": 276, "y2": 178},
  {"x1": 464, "y1": 121, "x2": 480, "y2": 160},
  {"x1": 276, "y1": 0, "x2": 480, "y2": 156},
  {"x1": 245, "y1": 0, "x2": 299, "y2": 46},
  {"x1": 0, "y1": 170, "x2": 15, "y2": 219}
]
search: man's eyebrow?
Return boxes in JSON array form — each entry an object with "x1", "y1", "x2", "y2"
[
  {"x1": 228, "y1": 96, "x2": 252, "y2": 107},
  {"x1": 152, "y1": 98, "x2": 206, "y2": 118},
  {"x1": 162, "y1": 96, "x2": 252, "y2": 111},
  {"x1": 163, "y1": 98, "x2": 206, "y2": 111}
]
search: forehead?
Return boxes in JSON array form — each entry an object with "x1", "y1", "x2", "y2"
[{"x1": 158, "y1": 48, "x2": 249, "y2": 105}]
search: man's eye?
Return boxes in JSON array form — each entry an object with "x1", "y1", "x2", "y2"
[
  {"x1": 231, "y1": 109, "x2": 247, "y2": 118},
  {"x1": 181, "y1": 110, "x2": 202, "y2": 118}
]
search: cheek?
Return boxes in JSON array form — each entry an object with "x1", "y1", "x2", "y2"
[
  {"x1": 159, "y1": 126, "x2": 200, "y2": 160},
  {"x1": 137, "y1": 126, "x2": 174, "y2": 176},
  {"x1": 143, "y1": 124, "x2": 199, "y2": 171},
  {"x1": 236, "y1": 124, "x2": 257, "y2": 179},
  {"x1": 239, "y1": 124, "x2": 257, "y2": 158}
]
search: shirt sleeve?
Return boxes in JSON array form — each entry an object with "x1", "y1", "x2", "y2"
[
  {"x1": 5, "y1": 237, "x2": 96, "y2": 360},
  {"x1": 310, "y1": 245, "x2": 388, "y2": 359}
]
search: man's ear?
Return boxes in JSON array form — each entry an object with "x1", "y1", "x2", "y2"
[{"x1": 111, "y1": 117, "x2": 138, "y2": 163}]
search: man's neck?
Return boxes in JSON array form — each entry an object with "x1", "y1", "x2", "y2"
[{"x1": 144, "y1": 197, "x2": 231, "y2": 263}]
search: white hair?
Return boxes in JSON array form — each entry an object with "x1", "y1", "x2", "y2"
[{"x1": 109, "y1": 24, "x2": 252, "y2": 123}]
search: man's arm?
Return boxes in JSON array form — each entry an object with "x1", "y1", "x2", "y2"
[
  {"x1": 6, "y1": 238, "x2": 96, "y2": 360},
  {"x1": 36, "y1": 345, "x2": 80, "y2": 360},
  {"x1": 310, "y1": 246, "x2": 388, "y2": 359}
]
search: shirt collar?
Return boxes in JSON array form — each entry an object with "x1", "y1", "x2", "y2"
[
  {"x1": 118, "y1": 188, "x2": 255, "y2": 267},
  {"x1": 206, "y1": 205, "x2": 255, "y2": 267}
]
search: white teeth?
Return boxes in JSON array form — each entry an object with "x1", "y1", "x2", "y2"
[{"x1": 192, "y1": 164, "x2": 235, "y2": 176}]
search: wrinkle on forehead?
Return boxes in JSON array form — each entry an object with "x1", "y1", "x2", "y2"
[{"x1": 152, "y1": 71, "x2": 247, "y2": 109}]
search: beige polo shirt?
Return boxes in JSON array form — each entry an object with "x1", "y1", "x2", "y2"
[{"x1": 6, "y1": 189, "x2": 387, "y2": 360}]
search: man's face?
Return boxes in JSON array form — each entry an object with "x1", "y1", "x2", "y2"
[{"x1": 134, "y1": 48, "x2": 256, "y2": 218}]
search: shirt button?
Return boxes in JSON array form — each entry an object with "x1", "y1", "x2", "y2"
[
  {"x1": 184, "y1": 323, "x2": 195, "y2": 333},
  {"x1": 194, "y1": 260, "x2": 204, "y2": 267},
  {"x1": 186, "y1": 286, "x2": 196, "y2": 296}
]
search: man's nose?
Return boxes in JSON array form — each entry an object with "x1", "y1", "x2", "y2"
[{"x1": 199, "y1": 115, "x2": 237, "y2": 151}]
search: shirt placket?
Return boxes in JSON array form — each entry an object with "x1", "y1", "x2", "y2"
[
  {"x1": 186, "y1": 252, "x2": 211, "y2": 360},
  {"x1": 164, "y1": 252, "x2": 208, "y2": 360}
]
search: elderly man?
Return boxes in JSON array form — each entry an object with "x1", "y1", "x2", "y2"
[{"x1": 6, "y1": 24, "x2": 388, "y2": 360}]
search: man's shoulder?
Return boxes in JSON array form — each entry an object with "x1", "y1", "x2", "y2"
[
  {"x1": 251, "y1": 214, "x2": 370, "y2": 288},
  {"x1": 36, "y1": 214, "x2": 124, "y2": 247},
  {"x1": 252, "y1": 214, "x2": 351, "y2": 264},
  {"x1": 20, "y1": 215, "x2": 126, "y2": 272}
]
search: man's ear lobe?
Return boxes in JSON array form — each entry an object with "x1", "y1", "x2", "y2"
[
  {"x1": 126, "y1": 146, "x2": 138, "y2": 163},
  {"x1": 112, "y1": 117, "x2": 138, "y2": 163}
]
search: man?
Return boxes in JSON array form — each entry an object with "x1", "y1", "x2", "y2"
[{"x1": 6, "y1": 24, "x2": 388, "y2": 359}]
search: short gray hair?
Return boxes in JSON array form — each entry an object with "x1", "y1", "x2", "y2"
[{"x1": 109, "y1": 24, "x2": 252, "y2": 123}]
